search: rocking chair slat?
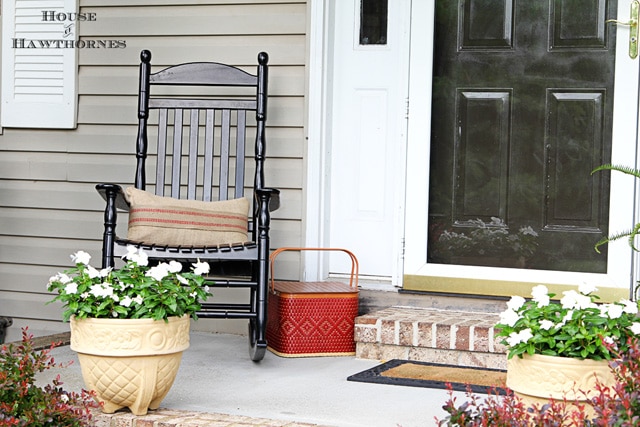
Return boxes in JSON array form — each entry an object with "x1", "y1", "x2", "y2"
[
  {"x1": 171, "y1": 109, "x2": 183, "y2": 198},
  {"x1": 235, "y1": 110, "x2": 246, "y2": 200},
  {"x1": 219, "y1": 109, "x2": 231, "y2": 201},
  {"x1": 203, "y1": 109, "x2": 215, "y2": 202},
  {"x1": 156, "y1": 108, "x2": 168, "y2": 196},
  {"x1": 187, "y1": 109, "x2": 199, "y2": 200}
]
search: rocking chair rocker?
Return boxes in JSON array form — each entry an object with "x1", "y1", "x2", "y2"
[{"x1": 96, "y1": 50, "x2": 279, "y2": 361}]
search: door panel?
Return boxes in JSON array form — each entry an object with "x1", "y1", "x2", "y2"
[{"x1": 427, "y1": 0, "x2": 615, "y2": 273}]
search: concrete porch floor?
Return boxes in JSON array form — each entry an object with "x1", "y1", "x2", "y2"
[{"x1": 34, "y1": 330, "x2": 460, "y2": 427}]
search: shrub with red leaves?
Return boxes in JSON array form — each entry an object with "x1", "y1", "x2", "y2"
[{"x1": 0, "y1": 328, "x2": 99, "y2": 427}]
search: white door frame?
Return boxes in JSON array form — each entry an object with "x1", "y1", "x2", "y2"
[
  {"x1": 403, "y1": 1, "x2": 640, "y2": 296},
  {"x1": 303, "y1": 0, "x2": 332, "y2": 282},
  {"x1": 303, "y1": 0, "x2": 409, "y2": 286}
]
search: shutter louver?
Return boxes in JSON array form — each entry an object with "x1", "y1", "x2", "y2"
[{"x1": 1, "y1": 0, "x2": 78, "y2": 129}]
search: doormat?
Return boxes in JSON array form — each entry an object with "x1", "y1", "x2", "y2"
[{"x1": 347, "y1": 359, "x2": 507, "y2": 394}]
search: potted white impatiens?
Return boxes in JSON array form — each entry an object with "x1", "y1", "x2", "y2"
[
  {"x1": 47, "y1": 246, "x2": 211, "y2": 415},
  {"x1": 495, "y1": 283, "x2": 640, "y2": 409}
]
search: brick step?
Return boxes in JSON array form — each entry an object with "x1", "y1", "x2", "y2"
[{"x1": 354, "y1": 306, "x2": 508, "y2": 370}]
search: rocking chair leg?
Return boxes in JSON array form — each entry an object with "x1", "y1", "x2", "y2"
[{"x1": 248, "y1": 190, "x2": 272, "y2": 362}]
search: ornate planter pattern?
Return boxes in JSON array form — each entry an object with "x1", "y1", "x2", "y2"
[
  {"x1": 507, "y1": 353, "x2": 615, "y2": 409},
  {"x1": 70, "y1": 315, "x2": 190, "y2": 415}
]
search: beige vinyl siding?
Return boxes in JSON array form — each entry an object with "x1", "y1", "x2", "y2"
[{"x1": 0, "y1": 0, "x2": 307, "y2": 341}]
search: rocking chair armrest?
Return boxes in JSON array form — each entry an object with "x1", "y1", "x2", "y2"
[
  {"x1": 256, "y1": 187, "x2": 280, "y2": 212},
  {"x1": 95, "y1": 183, "x2": 130, "y2": 211}
]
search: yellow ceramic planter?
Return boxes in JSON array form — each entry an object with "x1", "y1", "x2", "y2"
[
  {"x1": 70, "y1": 315, "x2": 190, "y2": 415},
  {"x1": 507, "y1": 353, "x2": 615, "y2": 411}
]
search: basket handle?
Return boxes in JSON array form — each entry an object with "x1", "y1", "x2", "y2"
[{"x1": 269, "y1": 247, "x2": 359, "y2": 292}]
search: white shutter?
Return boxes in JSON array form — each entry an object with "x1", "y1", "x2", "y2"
[{"x1": 2, "y1": 0, "x2": 78, "y2": 129}]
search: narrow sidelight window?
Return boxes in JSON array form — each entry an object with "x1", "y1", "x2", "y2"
[{"x1": 359, "y1": 0, "x2": 388, "y2": 45}]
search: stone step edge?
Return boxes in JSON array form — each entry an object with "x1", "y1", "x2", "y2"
[
  {"x1": 355, "y1": 342, "x2": 508, "y2": 370},
  {"x1": 354, "y1": 306, "x2": 507, "y2": 355}
]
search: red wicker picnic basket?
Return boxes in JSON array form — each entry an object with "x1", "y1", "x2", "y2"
[{"x1": 266, "y1": 247, "x2": 359, "y2": 357}]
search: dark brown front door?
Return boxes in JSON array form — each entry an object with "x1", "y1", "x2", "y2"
[{"x1": 428, "y1": 0, "x2": 617, "y2": 273}]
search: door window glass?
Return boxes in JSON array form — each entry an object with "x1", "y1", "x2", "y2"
[{"x1": 360, "y1": 0, "x2": 387, "y2": 45}]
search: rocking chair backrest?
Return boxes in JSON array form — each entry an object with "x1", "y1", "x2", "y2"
[{"x1": 134, "y1": 50, "x2": 268, "y2": 210}]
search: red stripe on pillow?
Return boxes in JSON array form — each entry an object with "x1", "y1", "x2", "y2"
[
  {"x1": 131, "y1": 207, "x2": 246, "y2": 222},
  {"x1": 129, "y1": 216, "x2": 247, "y2": 231}
]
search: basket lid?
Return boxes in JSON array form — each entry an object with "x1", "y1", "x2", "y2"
[{"x1": 272, "y1": 281, "x2": 358, "y2": 296}]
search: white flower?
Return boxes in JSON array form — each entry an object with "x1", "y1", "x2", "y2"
[
  {"x1": 629, "y1": 322, "x2": 640, "y2": 335},
  {"x1": 85, "y1": 265, "x2": 101, "y2": 279},
  {"x1": 531, "y1": 285, "x2": 550, "y2": 307},
  {"x1": 561, "y1": 290, "x2": 578, "y2": 309},
  {"x1": 605, "y1": 303, "x2": 624, "y2": 320},
  {"x1": 579, "y1": 282, "x2": 598, "y2": 296},
  {"x1": 125, "y1": 245, "x2": 138, "y2": 259},
  {"x1": 561, "y1": 310, "x2": 574, "y2": 325},
  {"x1": 603, "y1": 336, "x2": 615, "y2": 345},
  {"x1": 499, "y1": 309, "x2": 520, "y2": 327},
  {"x1": 88, "y1": 283, "x2": 114, "y2": 298},
  {"x1": 119, "y1": 296, "x2": 133, "y2": 307},
  {"x1": 168, "y1": 261, "x2": 182, "y2": 273},
  {"x1": 60, "y1": 393, "x2": 69, "y2": 403},
  {"x1": 621, "y1": 299, "x2": 639, "y2": 315},
  {"x1": 519, "y1": 328, "x2": 533, "y2": 342},
  {"x1": 506, "y1": 329, "x2": 533, "y2": 347},
  {"x1": 561, "y1": 290, "x2": 593, "y2": 310},
  {"x1": 50, "y1": 273, "x2": 72, "y2": 284},
  {"x1": 506, "y1": 332, "x2": 522, "y2": 347},
  {"x1": 506, "y1": 296, "x2": 526, "y2": 311},
  {"x1": 176, "y1": 274, "x2": 188, "y2": 285},
  {"x1": 99, "y1": 267, "x2": 112, "y2": 278},
  {"x1": 101, "y1": 283, "x2": 114, "y2": 297},
  {"x1": 132, "y1": 295, "x2": 144, "y2": 305},
  {"x1": 539, "y1": 319, "x2": 555, "y2": 331},
  {"x1": 64, "y1": 282, "x2": 78, "y2": 294},
  {"x1": 89, "y1": 283, "x2": 106, "y2": 297},
  {"x1": 193, "y1": 260, "x2": 210, "y2": 276},
  {"x1": 147, "y1": 264, "x2": 170, "y2": 281},
  {"x1": 71, "y1": 250, "x2": 91, "y2": 266},
  {"x1": 125, "y1": 245, "x2": 149, "y2": 266},
  {"x1": 118, "y1": 280, "x2": 132, "y2": 290},
  {"x1": 134, "y1": 252, "x2": 149, "y2": 266}
]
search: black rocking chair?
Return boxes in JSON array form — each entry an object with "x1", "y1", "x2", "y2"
[{"x1": 96, "y1": 50, "x2": 279, "y2": 361}]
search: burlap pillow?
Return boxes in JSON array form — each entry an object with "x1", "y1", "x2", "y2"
[{"x1": 125, "y1": 187, "x2": 249, "y2": 246}]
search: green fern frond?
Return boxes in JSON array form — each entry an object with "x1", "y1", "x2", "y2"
[
  {"x1": 592, "y1": 164, "x2": 640, "y2": 253},
  {"x1": 594, "y1": 223, "x2": 640, "y2": 254},
  {"x1": 592, "y1": 164, "x2": 640, "y2": 179}
]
